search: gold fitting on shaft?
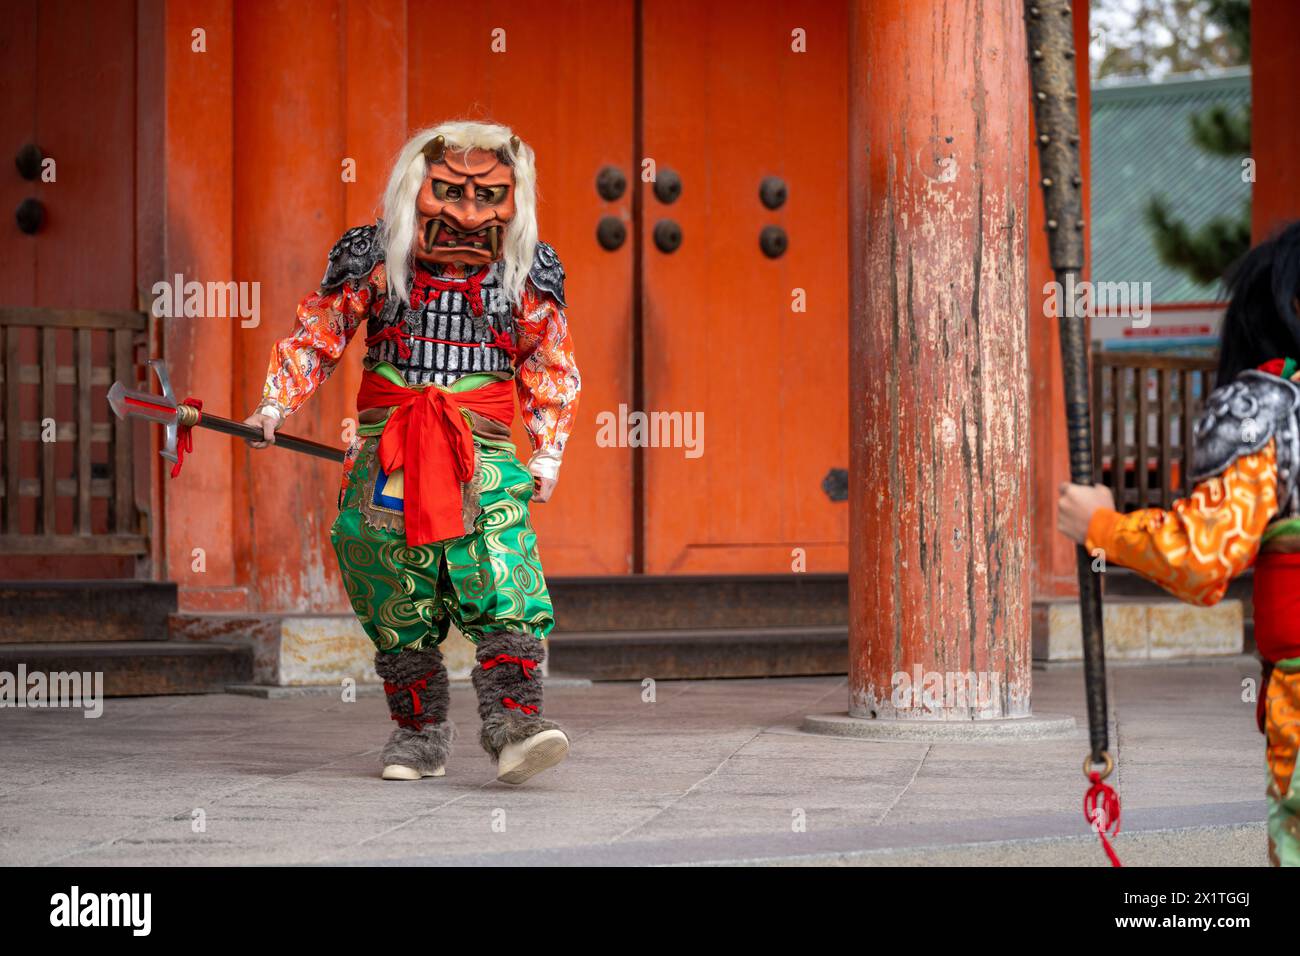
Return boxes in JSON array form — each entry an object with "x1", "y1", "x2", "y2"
[
  {"x1": 176, "y1": 403, "x2": 201, "y2": 427},
  {"x1": 1084, "y1": 750, "x2": 1114, "y2": 781}
]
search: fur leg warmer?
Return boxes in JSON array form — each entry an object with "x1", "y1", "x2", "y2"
[
  {"x1": 374, "y1": 646, "x2": 455, "y2": 772},
  {"x1": 471, "y1": 631, "x2": 563, "y2": 759}
]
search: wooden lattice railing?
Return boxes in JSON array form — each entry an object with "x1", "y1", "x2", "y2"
[
  {"x1": 0, "y1": 307, "x2": 147, "y2": 555},
  {"x1": 1092, "y1": 351, "x2": 1218, "y2": 513}
]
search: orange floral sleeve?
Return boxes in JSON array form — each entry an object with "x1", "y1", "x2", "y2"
[
  {"x1": 261, "y1": 264, "x2": 382, "y2": 417},
  {"x1": 513, "y1": 284, "x2": 580, "y2": 480},
  {"x1": 1085, "y1": 441, "x2": 1280, "y2": 606}
]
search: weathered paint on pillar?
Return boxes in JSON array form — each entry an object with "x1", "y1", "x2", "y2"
[
  {"x1": 157, "y1": 0, "x2": 407, "y2": 614},
  {"x1": 1251, "y1": 0, "x2": 1300, "y2": 241},
  {"x1": 848, "y1": 0, "x2": 1030, "y2": 719},
  {"x1": 232, "y1": 0, "x2": 353, "y2": 614},
  {"x1": 1028, "y1": 0, "x2": 1091, "y2": 601},
  {"x1": 161, "y1": 0, "x2": 241, "y2": 611}
]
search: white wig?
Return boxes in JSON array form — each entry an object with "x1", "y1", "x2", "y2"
[{"x1": 378, "y1": 120, "x2": 538, "y2": 307}]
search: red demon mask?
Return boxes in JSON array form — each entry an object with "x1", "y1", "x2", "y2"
[{"x1": 413, "y1": 135, "x2": 517, "y2": 268}]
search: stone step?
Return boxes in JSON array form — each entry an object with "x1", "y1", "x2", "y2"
[
  {"x1": 170, "y1": 615, "x2": 849, "y2": 685},
  {"x1": 1102, "y1": 569, "x2": 1258, "y2": 653},
  {"x1": 1103, "y1": 566, "x2": 1253, "y2": 600},
  {"x1": 549, "y1": 625, "x2": 848, "y2": 680},
  {"x1": 548, "y1": 573, "x2": 847, "y2": 633},
  {"x1": 0, "y1": 581, "x2": 177, "y2": 644},
  {"x1": 1032, "y1": 595, "x2": 1244, "y2": 661},
  {"x1": 0, "y1": 641, "x2": 252, "y2": 696}
]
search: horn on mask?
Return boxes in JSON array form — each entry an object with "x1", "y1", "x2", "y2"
[
  {"x1": 497, "y1": 135, "x2": 522, "y2": 167},
  {"x1": 421, "y1": 135, "x2": 446, "y2": 164}
]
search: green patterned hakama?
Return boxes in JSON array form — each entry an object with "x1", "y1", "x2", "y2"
[{"x1": 329, "y1": 377, "x2": 554, "y2": 652}]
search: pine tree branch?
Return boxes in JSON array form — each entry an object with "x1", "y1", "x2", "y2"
[
  {"x1": 1189, "y1": 104, "x2": 1251, "y2": 157},
  {"x1": 1143, "y1": 195, "x2": 1251, "y2": 286}
]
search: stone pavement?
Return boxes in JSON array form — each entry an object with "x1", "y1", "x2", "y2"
[{"x1": 0, "y1": 658, "x2": 1271, "y2": 866}]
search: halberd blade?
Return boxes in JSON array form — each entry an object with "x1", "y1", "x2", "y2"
[
  {"x1": 105, "y1": 365, "x2": 181, "y2": 463},
  {"x1": 107, "y1": 381, "x2": 129, "y2": 421}
]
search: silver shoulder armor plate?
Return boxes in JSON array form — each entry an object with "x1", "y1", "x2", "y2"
[
  {"x1": 321, "y1": 222, "x2": 383, "y2": 292},
  {"x1": 1190, "y1": 369, "x2": 1300, "y2": 512},
  {"x1": 527, "y1": 240, "x2": 566, "y2": 308}
]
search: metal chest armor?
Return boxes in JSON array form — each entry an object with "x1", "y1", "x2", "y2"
[
  {"x1": 366, "y1": 262, "x2": 515, "y2": 388},
  {"x1": 320, "y1": 224, "x2": 568, "y2": 390}
]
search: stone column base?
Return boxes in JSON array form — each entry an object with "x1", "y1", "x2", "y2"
[{"x1": 802, "y1": 712, "x2": 1077, "y2": 740}]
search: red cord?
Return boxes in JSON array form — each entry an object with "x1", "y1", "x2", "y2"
[
  {"x1": 391, "y1": 713, "x2": 438, "y2": 730},
  {"x1": 365, "y1": 325, "x2": 412, "y2": 360},
  {"x1": 170, "y1": 398, "x2": 203, "y2": 478},
  {"x1": 1084, "y1": 771, "x2": 1123, "y2": 866},
  {"x1": 384, "y1": 667, "x2": 438, "y2": 713},
  {"x1": 364, "y1": 325, "x2": 518, "y2": 364},
  {"x1": 411, "y1": 268, "x2": 487, "y2": 316},
  {"x1": 490, "y1": 326, "x2": 522, "y2": 364},
  {"x1": 384, "y1": 667, "x2": 440, "y2": 728}
]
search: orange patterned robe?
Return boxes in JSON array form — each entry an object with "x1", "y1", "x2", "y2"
[
  {"x1": 1084, "y1": 442, "x2": 1279, "y2": 606},
  {"x1": 1084, "y1": 430, "x2": 1300, "y2": 866},
  {"x1": 1266, "y1": 665, "x2": 1300, "y2": 866}
]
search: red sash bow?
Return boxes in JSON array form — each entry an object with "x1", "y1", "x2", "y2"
[{"x1": 356, "y1": 371, "x2": 515, "y2": 546}]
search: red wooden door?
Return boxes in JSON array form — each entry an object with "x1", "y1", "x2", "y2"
[
  {"x1": 409, "y1": 0, "x2": 848, "y2": 577},
  {"x1": 0, "y1": 0, "x2": 849, "y2": 587},
  {"x1": 230, "y1": 0, "x2": 845, "y2": 588},
  {"x1": 0, "y1": 0, "x2": 142, "y2": 579},
  {"x1": 409, "y1": 0, "x2": 638, "y2": 577},
  {"x1": 0, "y1": 0, "x2": 137, "y2": 312},
  {"x1": 640, "y1": 0, "x2": 850, "y2": 573}
]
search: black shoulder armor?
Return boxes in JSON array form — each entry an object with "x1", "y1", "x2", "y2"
[
  {"x1": 321, "y1": 223, "x2": 383, "y2": 292},
  {"x1": 1190, "y1": 369, "x2": 1300, "y2": 511},
  {"x1": 528, "y1": 240, "x2": 566, "y2": 308}
]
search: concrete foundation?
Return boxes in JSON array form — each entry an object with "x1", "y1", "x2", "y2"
[
  {"x1": 1032, "y1": 596, "x2": 1244, "y2": 662},
  {"x1": 169, "y1": 613, "x2": 481, "y2": 685}
]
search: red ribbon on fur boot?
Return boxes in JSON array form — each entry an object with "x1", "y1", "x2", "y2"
[
  {"x1": 384, "y1": 667, "x2": 438, "y2": 728},
  {"x1": 481, "y1": 653, "x2": 538, "y2": 680}
]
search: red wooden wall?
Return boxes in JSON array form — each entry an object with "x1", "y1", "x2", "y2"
[
  {"x1": 6, "y1": 0, "x2": 1201, "y2": 624},
  {"x1": 143, "y1": 0, "x2": 853, "y2": 613}
]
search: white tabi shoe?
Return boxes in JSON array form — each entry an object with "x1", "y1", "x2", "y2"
[
  {"x1": 381, "y1": 764, "x2": 446, "y2": 781},
  {"x1": 496, "y1": 728, "x2": 569, "y2": 785}
]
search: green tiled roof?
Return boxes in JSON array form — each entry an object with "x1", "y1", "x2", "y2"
[{"x1": 1090, "y1": 68, "x2": 1250, "y2": 304}]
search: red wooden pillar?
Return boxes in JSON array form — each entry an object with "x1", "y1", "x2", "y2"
[
  {"x1": 848, "y1": 0, "x2": 1030, "y2": 720},
  {"x1": 1251, "y1": 0, "x2": 1300, "y2": 241},
  {"x1": 231, "y1": 0, "x2": 350, "y2": 614},
  {"x1": 160, "y1": 0, "x2": 240, "y2": 611}
]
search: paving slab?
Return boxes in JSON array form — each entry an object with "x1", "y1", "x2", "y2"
[{"x1": 0, "y1": 663, "x2": 1270, "y2": 866}]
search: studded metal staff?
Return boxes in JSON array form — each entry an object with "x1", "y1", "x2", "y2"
[{"x1": 1024, "y1": 3, "x2": 1115, "y2": 800}]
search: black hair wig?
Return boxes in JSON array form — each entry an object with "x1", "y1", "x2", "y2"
[{"x1": 1217, "y1": 220, "x2": 1300, "y2": 383}]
